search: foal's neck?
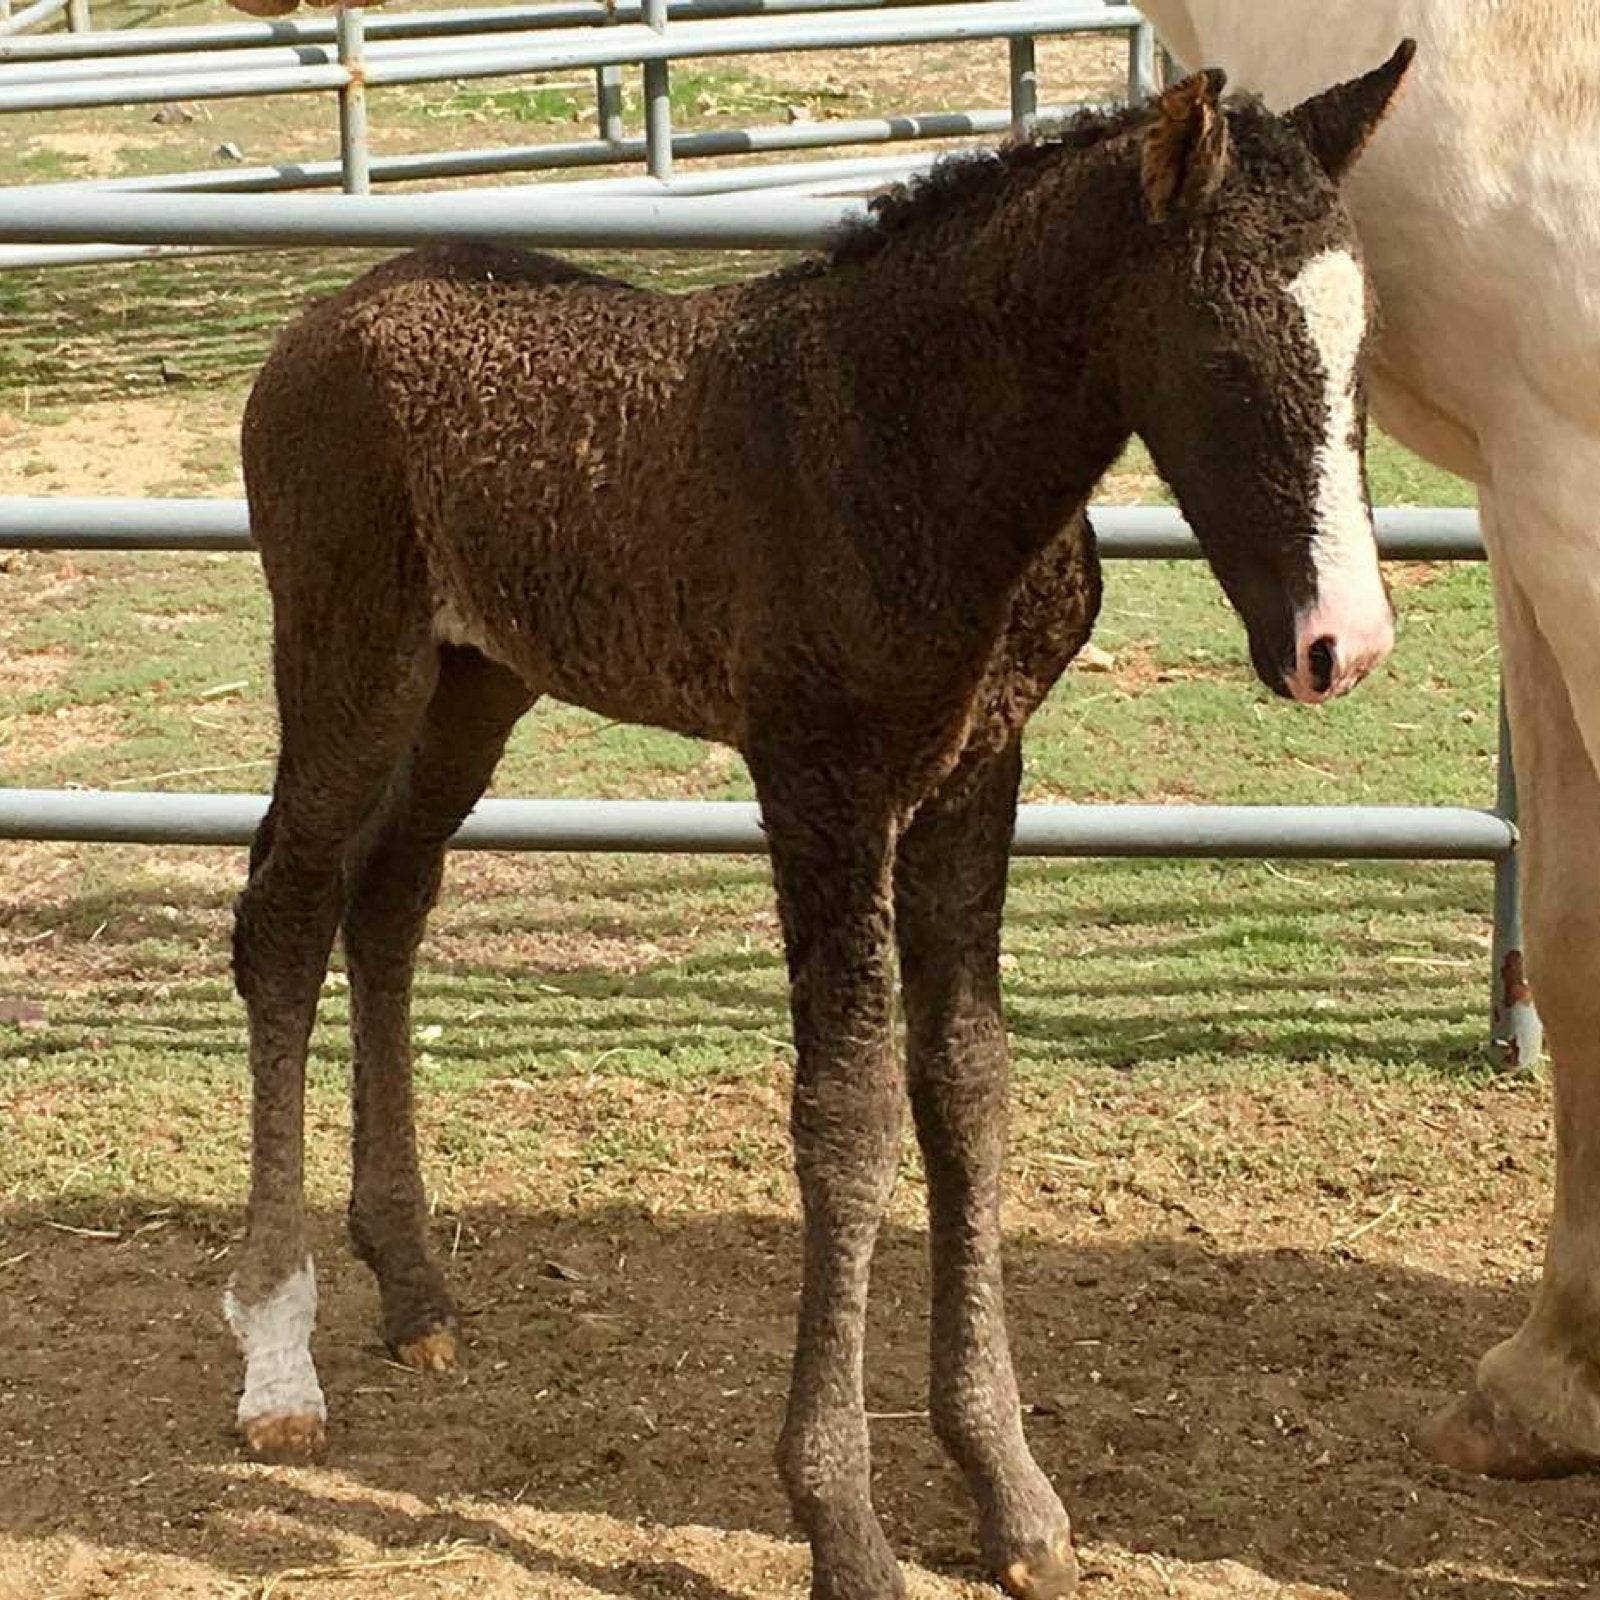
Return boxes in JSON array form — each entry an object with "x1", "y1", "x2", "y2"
[{"x1": 794, "y1": 134, "x2": 1141, "y2": 570}]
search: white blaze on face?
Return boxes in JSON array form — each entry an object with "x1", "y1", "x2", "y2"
[
  {"x1": 1284, "y1": 247, "x2": 1394, "y2": 701},
  {"x1": 224, "y1": 1257, "x2": 326, "y2": 1425}
]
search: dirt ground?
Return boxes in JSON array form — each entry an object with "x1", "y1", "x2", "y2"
[
  {"x1": 5, "y1": 18, "x2": 1597, "y2": 1600},
  {"x1": 3, "y1": 1068, "x2": 1599, "y2": 1600},
  {"x1": 0, "y1": 398, "x2": 242, "y2": 498}
]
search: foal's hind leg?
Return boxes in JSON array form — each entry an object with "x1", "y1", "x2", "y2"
[
  {"x1": 228, "y1": 534, "x2": 440, "y2": 1461},
  {"x1": 895, "y1": 742, "x2": 1076, "y2": 1600},
  {"x1": 342, "y1": 646, "x2": 536, "y2": 1371}
]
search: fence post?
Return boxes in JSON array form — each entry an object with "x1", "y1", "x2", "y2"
[
  {"x1": 1008, "y1": 36, "x2": 1038, "y2": 137},
  {"x1": 594, "y1": 0, "x2": 625, "y2": 145},
  {"x1": 596, "y1": 64, "x2": 625, "y2": 143},
  {"x1": 337, "y1": 5, "x2": 370, "y2": 196},
  {"x1": 64, "y1": 0, "x2": 89, "y2": 32},
  {"x1": 643, "y1": 0, "x2": 672, "y2": 182},
  {"x1": 1492, "y1": 687, "x2": 1543, "y2": 1068},
  {"x1": 1127, "y1": 18, "x2": 1158, "y2": 101}
]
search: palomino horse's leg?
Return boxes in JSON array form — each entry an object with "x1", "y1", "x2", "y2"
[
  {"x1": 228, "y1": 554, "x2": 440, "y2": 1461},
  {"x1": 894, "y1": 742, "x2": 1076, "y2": 1600},
  {"x1": 753, "y1": 757, "x2": 907, "y2": 1600},
  {"x1": 341, "y1": 646, "x2": 537, "y2": 1370},
  {"x1": 1425, "y1": 489, "x2": 1600, "y2": 1475}
]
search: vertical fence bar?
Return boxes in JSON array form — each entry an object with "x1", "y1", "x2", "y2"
[
  {"x1": 1492, "y1": 688, "x2": 1543, "y2": 1068},
  {"x1": 64, "y1": 0, "x2": 88, "y2": 31},
  {"x1": 1127, "y1": 18, "x2": 1158, "y2": 101},
  {"x1": 337, "y1": 5, "x2": 371, "y2": 196},
  {"x1": 642, "y1": 0, "x2": 672, "y2": 181},
  {"x1": 596, "y1": 63, "x2": 625, "y2": 142},
  {"x1": 595, "y1": 0, "x2": 625, "y2": 145},
  {"x1": 1007, "y1": 35, "x2": 1038, "y2": 136}
]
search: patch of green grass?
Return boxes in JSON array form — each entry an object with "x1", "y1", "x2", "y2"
[
  {"x1": 0, "y1": 18, "x2": 1513, "y2": 1224},
  {"x1": 418, "y1": 67, "x2": 811, "y2": 128},
  {"x1": 4, "y1": 144, "x2": 93, "y2": 183},
  {"x1": 420, "y1": 80, "x2": 594, "y2": 127},
  {"x1": 0, "y1": 839, "x2": 1506, "y2": 1209}
]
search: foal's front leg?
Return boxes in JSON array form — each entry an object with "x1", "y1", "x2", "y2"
[
  {"x1": 895, "y1": 743, "x2": 1076, "y2": 1600},
  {"x1": 756, "y1": 765, "x2": 908, "y2": 1600}
]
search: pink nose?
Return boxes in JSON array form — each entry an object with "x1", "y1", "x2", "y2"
[{"x1": 1285, "y1": 604, "x2": 1395, "y2": 705}]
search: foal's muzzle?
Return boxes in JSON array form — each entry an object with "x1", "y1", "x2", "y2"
[{"x1": 1282, "y1": 598, "x2": 1395, "y2": 705}]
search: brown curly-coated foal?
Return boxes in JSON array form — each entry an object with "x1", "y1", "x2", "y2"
[{"x1": 228, "y1": 52, "x2": 1412, "y2": 1600}]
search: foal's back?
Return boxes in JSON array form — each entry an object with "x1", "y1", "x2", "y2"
[{"x1": 243, "y1": 243, "x2": 759, "y2": 742}]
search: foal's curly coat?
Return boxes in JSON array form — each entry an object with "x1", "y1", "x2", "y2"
[{"x1": 230, "y1": 55, "x2": 1412, "y2": 1600}]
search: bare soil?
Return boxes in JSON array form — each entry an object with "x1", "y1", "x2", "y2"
[
  {"x1": 0, "y1": 397, "x2": 242, "y2": 497},
  {"x1": 3, "y1": 1067, "x2": 1598, "y2": 1600}
]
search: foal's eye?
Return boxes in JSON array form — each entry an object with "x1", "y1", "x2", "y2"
[{"x1": 1204, "y1": 349, "x2": 1257, "y2": 387}]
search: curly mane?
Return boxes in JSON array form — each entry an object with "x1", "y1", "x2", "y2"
[{"x1": 828, "y1": 101, "x2": 1153, "y2": 267}]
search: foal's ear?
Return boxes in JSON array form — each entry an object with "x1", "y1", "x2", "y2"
[
  {"x1": 1141, "y1": 67, "x2": 1232, "y2": 223},
  {"x1": 1285, "y1": 39, "x2": 1417, "y2": 181}
]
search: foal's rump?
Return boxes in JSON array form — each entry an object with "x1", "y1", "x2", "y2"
[
  {"x1": 242, "y1": 242, "x2": 749, "y2": 744},
  {"x1": 241, "y1": 240, "x2": 636, "y2": 564}
]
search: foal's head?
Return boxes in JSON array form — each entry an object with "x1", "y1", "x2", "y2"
[{"x1": 1121, "y1": 43, "x2": 1415, "y2": 704}]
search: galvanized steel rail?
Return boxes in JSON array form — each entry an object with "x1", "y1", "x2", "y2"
[
  {"x1": 0, "y1": 0, "x2": 1129, "y2": 60},
  {"x1": 0, "y1": 0, "x2": 1154, "y2": 268},
  {"x1": 0, "y1": 3, "x2": 1133, "y2": 111},
  {"x1": 0, "y1": 186, "x2": 870, "y2": 248},
  {"x1": 0, "y1": 790, "x2": 1517, "y2": 862},
  {"x1": 0, "y1": 498, "x2": 1493, "y2": 561},
  {"x1": 0, "y1": 0, "x2": 80, "y2": 41},
  {"x1": 0, "y1": 1, "x2": 1536, "y2": 1064},
  {"x1": 0, "y1": 493, "x2": 1537, "y2": 1061}
]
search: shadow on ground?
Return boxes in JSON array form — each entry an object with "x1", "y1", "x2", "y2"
[{"x1": 2, "y1": 1200, "x2": 1596, "y2": 1598}]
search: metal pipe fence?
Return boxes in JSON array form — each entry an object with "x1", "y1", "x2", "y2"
[
  {"x1": 0, "y1": 0, "x2": 1090, "y2": 60},
  {"x1": 0, "y1": 185, "x2": 868, "y2": 246},
  {"x1": 0, "y1": 790, "x2": 1517, "y2": 862},
  {"x1": 0, "y1": 0, "x2": 73, "y2": 40},
  {"x1": 0, "y1": 4, "x2": 1137, "y2": 112},
  {"x1": 0, "y1": 0, "x2": 1154, "y2": 269},
  {"x1": 0, "y1": 2, "x2": 1534, "y2": 1064},
  {"x1": 0, "y1": 493, "x2": 1536, "y2": 1062}
]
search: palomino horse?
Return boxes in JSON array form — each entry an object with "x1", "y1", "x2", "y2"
[
  {"x1": 1137, "y1": 0, "x2": 1600, "y2": 1488},
  {"x1": 228, "y1": 60, "x2": 1409, "y2": 1600}
]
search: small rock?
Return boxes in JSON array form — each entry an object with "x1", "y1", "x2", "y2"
[
  {"x1": 1075, "y1": 642, "x2": 1118, "y2": 673},
  {"x1": 216, "y1": 141, "x2": 246, "y2": 163},
  {"x1": 785, "y1": 103, "x2": 815, "y2": 123},
  {"x1": 151, "y1": 102, "x2": 197, "y2": 125}
]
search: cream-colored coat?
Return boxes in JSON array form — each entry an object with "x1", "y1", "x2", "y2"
[{"x1": 1141, "y1": 0, "x2": 1600, "y2": 1476}]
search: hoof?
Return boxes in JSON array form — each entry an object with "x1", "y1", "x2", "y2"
[
  {"x1": 242, "y1": 1411, "x2": 326, "y2": 1463},
  {"x1": 394, "y1": 1325, "x2": 459, "y2": 1373},
  {"x1": 1421, "y1": 1388, "x2": 1600, "y2": 1481},
  {"x1": 1001, "y1": 1536, "x2": 1079, "y2": 1600}
]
